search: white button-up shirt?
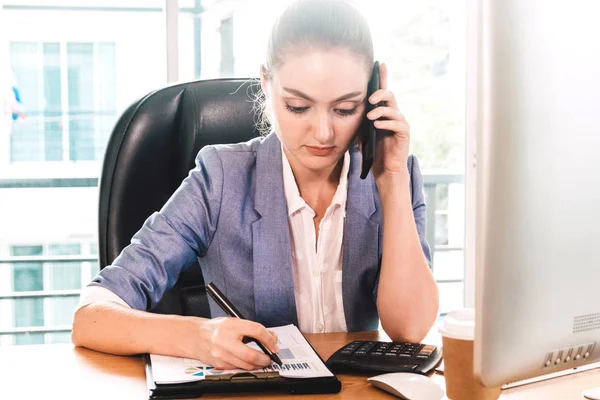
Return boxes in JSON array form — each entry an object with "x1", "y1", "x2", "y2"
[
  {"x1": 77, "y1": 147, "x2": 351, "y2": 334},
  {"x1": 281, "y1": 146, "x2": 349, "y2": 333}
]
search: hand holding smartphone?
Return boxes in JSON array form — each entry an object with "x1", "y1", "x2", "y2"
[{"x1": 360, "y1": 61, "x2": 380, "y2": 180}]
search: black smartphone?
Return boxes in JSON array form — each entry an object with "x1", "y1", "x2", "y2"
[{"x1": 360, "y1": 61, "x2": 380, "y2": 179}]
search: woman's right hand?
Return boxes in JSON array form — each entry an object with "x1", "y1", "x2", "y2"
[{"x1": 190, "y1": 317, "x2": 280, "y2": 370}]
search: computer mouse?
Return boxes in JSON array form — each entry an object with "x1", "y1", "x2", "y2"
[
  {"x1": 583, "y1": 387, "x2": 600, "y2": 400},
  {"x1": 367, "y1": 372, "x2": 444, "y2": 400}
]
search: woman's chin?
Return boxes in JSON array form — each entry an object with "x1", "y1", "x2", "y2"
[{"x1": 300, "y1": 155, "x2": 341, "y2": 173}]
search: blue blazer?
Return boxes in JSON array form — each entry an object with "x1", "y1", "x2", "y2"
[{"x1": 91, "y1": 133, "x2": 431, "y2": 331}]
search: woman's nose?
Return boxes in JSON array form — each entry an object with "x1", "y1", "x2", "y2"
[{"x1": 314, "y1": 112, "x2": 333, "y2": 143}]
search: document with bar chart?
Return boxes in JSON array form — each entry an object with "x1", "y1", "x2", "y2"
[{"x1": 149, "y1": 324, "x2": 333, "y2": 384}]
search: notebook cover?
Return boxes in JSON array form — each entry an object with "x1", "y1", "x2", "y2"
[{"x1": 144, "y1": 331, "x2": 342, "y2": 399}]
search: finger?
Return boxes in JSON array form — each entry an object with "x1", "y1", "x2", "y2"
[
  {"x1": 269, "y1": 331, "x2": 280, "y2": 352},
  {"x1": 380, "y1": 62, "x2": 388, "y2": 90},
  {"x1": 369, "y1": 89, "x2": 398, "y2": 109},
  {"x1": 211, "y1": 360, "x2": 237, "y2": 371},
  {"x1": 240, "y1": 321, "x2": 280, "y2": 353},
  {"x1": 213, "y1": 344, "x2": 267, "y2": 370},
  {"x1": 233, "y1": 340, "x2": 273, "y2": 368},
  {"x1": 366, "y1": 106, "x2": 405, "y2": 122},
  {"x1": 374, "y1": 119, "x2": 410, "y2": 136}
]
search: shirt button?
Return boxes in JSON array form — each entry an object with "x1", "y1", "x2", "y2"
[
  {"x1": 317, "y1": 323, "x2": 324, "y2": 332},
  {"x1": 313, "y1": 270, "x2": 320, "y2": 278}
]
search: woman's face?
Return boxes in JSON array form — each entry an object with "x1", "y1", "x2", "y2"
[{"x1": 262, "y1": 47, "x2": 369, "y2": 176}]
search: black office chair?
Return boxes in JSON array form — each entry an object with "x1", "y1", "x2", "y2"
[{"x1": 98, "y1": 78, "x2": 262, "y2": 317}]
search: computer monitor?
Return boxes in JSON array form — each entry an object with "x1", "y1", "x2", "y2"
[{"x1": 472, "y1": 0, "x2": 600, "y2": 390}]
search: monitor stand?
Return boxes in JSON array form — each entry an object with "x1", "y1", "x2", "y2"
[{"x1": 583, "y1": 387, "x2": 600, "y2": 400}]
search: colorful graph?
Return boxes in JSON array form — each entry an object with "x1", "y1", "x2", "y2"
[
  {"x1": 184, "y1": 366, "x2": 205, "y2": 377},
  {"x1": 265, "y1": 362, "x2": 311, "y2": 371},
  {"x1": 205, "y1": 366, "x2": 224, "y2": 375},
  {"x1": 278, "y1": 348, "x2": 294, "y2": 360}
]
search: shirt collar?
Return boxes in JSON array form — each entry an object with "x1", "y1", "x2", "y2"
[{"x1": 281, "y1": 145, "x2": 350, "y2": 217}]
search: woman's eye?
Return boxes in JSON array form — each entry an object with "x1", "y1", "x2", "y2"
[
  {"x1": 335, "y1": 108, "x2": 358, "y2": 116},
  {"x1": 285, "y1": 105, "x2": 309, "y2": 114}
]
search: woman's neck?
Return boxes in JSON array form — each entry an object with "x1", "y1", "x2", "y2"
[{"x1": 283, "y1": 149, "x2": 344, "y2": 211}]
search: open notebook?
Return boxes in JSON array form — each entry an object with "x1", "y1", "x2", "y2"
[{"x1": 145, "y1": 324, "x2": 341, "y2": 398}]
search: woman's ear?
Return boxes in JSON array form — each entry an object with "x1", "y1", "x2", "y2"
[{"x1": 260, "y1": 65, "x2": 270, "y2": 96}]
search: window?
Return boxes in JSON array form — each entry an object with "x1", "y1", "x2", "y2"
[
  {"x1": 6, "y1": 242, "x2": 96, "y2": 345},
  {"x1": 11, "y1": 245, "x2": 45, "y2": 345},
  {"x1": 219, "y1": 17, "x2": 234, "y2": 76},
  {"x1": 1, "y1": 2, "x2": 167, "y2": 345},
  {"x1": 9, "y1": 41, "x2": 117, "y2": 163}
]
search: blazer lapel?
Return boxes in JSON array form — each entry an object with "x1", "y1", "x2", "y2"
[
  {"x1": 252, "y1": 133, "x2": 298, "y2": 327},
  {"x1": 342, "y1": 147, "x2": 380, "y2": 331}
]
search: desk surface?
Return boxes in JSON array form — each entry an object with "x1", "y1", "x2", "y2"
[{"x1": 1, "y1": 331, "x2": 599, "y2": 399}]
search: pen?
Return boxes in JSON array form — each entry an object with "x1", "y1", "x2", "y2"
[{"x1": 206, "y1": 282, "x2": 283, "y2": 366}]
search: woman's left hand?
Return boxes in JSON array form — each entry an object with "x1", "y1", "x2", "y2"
[{"x1": 365, "y1": 62, "x2": 410, "y2": 180}]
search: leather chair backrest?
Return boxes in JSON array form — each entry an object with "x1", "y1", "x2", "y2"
[{"x1": 98, "y1": 78, "x2": 262, "y2": 316}]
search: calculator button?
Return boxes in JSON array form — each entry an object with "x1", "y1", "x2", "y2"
[
  {"x1": 357, "y1": 343, "x2": 377, "y2": 353},
  {"x1": 341, "y1": 350, "x2": 353, "y2": 355},
  {"x1": 415, "y1": 355, "x2": 429, "y2": 360},
  {"x1": 371, "y1": 352, "x2": 384, "y2": 356},
  {"x1": 398, "y1": 353, "x2": 412, "y2": 359},
  {"x1": 418, "y1": 345, "x2": 436, "y2": 356}
]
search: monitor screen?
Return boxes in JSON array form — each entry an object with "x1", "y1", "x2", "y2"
[{"x1": 472, "y1": 0, "x2": 600, "y2": 388}]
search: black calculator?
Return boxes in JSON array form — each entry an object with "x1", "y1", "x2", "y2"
[{"x1": 325, "y1": 340, "x2": 442, "y2": 375}]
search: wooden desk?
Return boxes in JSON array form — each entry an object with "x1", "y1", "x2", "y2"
[{"x1": 1, "y1": 331, "x2": 599, "y2": 399}]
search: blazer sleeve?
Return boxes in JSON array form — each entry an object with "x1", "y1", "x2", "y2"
[{"x1": 88, "y1": 146, "x2": 224, "y2": 311}]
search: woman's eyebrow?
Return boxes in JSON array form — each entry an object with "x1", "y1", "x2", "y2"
[{"x1": 282, "y1": 87, "x2": 363, "y2": 103}]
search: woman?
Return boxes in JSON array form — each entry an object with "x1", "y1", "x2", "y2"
[{"x1": 72, "y1": 0, "x2": 439, "y2": 372}]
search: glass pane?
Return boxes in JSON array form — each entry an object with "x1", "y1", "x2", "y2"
[
  {"x1": 89, "y1": 242, "x2": 100, "y2": 276},
  {"x1": 14, "y1": 299, "x2": 44, "y2": 328},
  {"x1": 46, "y1": 331, "x2": 72, "y2": 344},
  {"x1": 43, "y1": 43, "x2": 63, "y2": 161},
  {"x1": 11, "y1": 245, "x2": 45, "y2": 329},
  {"x1": 67, "y1": 43, "x2": 95, "y2": 161},
  {"x1": 95, "y1": 43, "x2": 117, "y2": 161},
  {"x1": 47, "y1": 244, "x2": 81, "y2": 326},
  {"x1": 219, "y1": 17, "x2": 234, "y2": 77},
  {"x1": 9, "y1": 42, "x2": 45, "y2": 162},
  {"x1": 48, "y1": 243, "x2": 81, "y2": 290},
  {"x1": 48, "y1": 297, "x2": 79, "y2": 326},
  {"x1": 15, "y1": 332, "x2": 45, "y2": 345}
]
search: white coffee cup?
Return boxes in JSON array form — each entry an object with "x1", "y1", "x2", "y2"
[{"x1": 439, "y1": 308, "x2": 500, "y2": 400}]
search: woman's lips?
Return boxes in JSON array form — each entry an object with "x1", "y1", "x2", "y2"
[{"x1": 306, "y1": 146, "x2": 335, "y2": 156}]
